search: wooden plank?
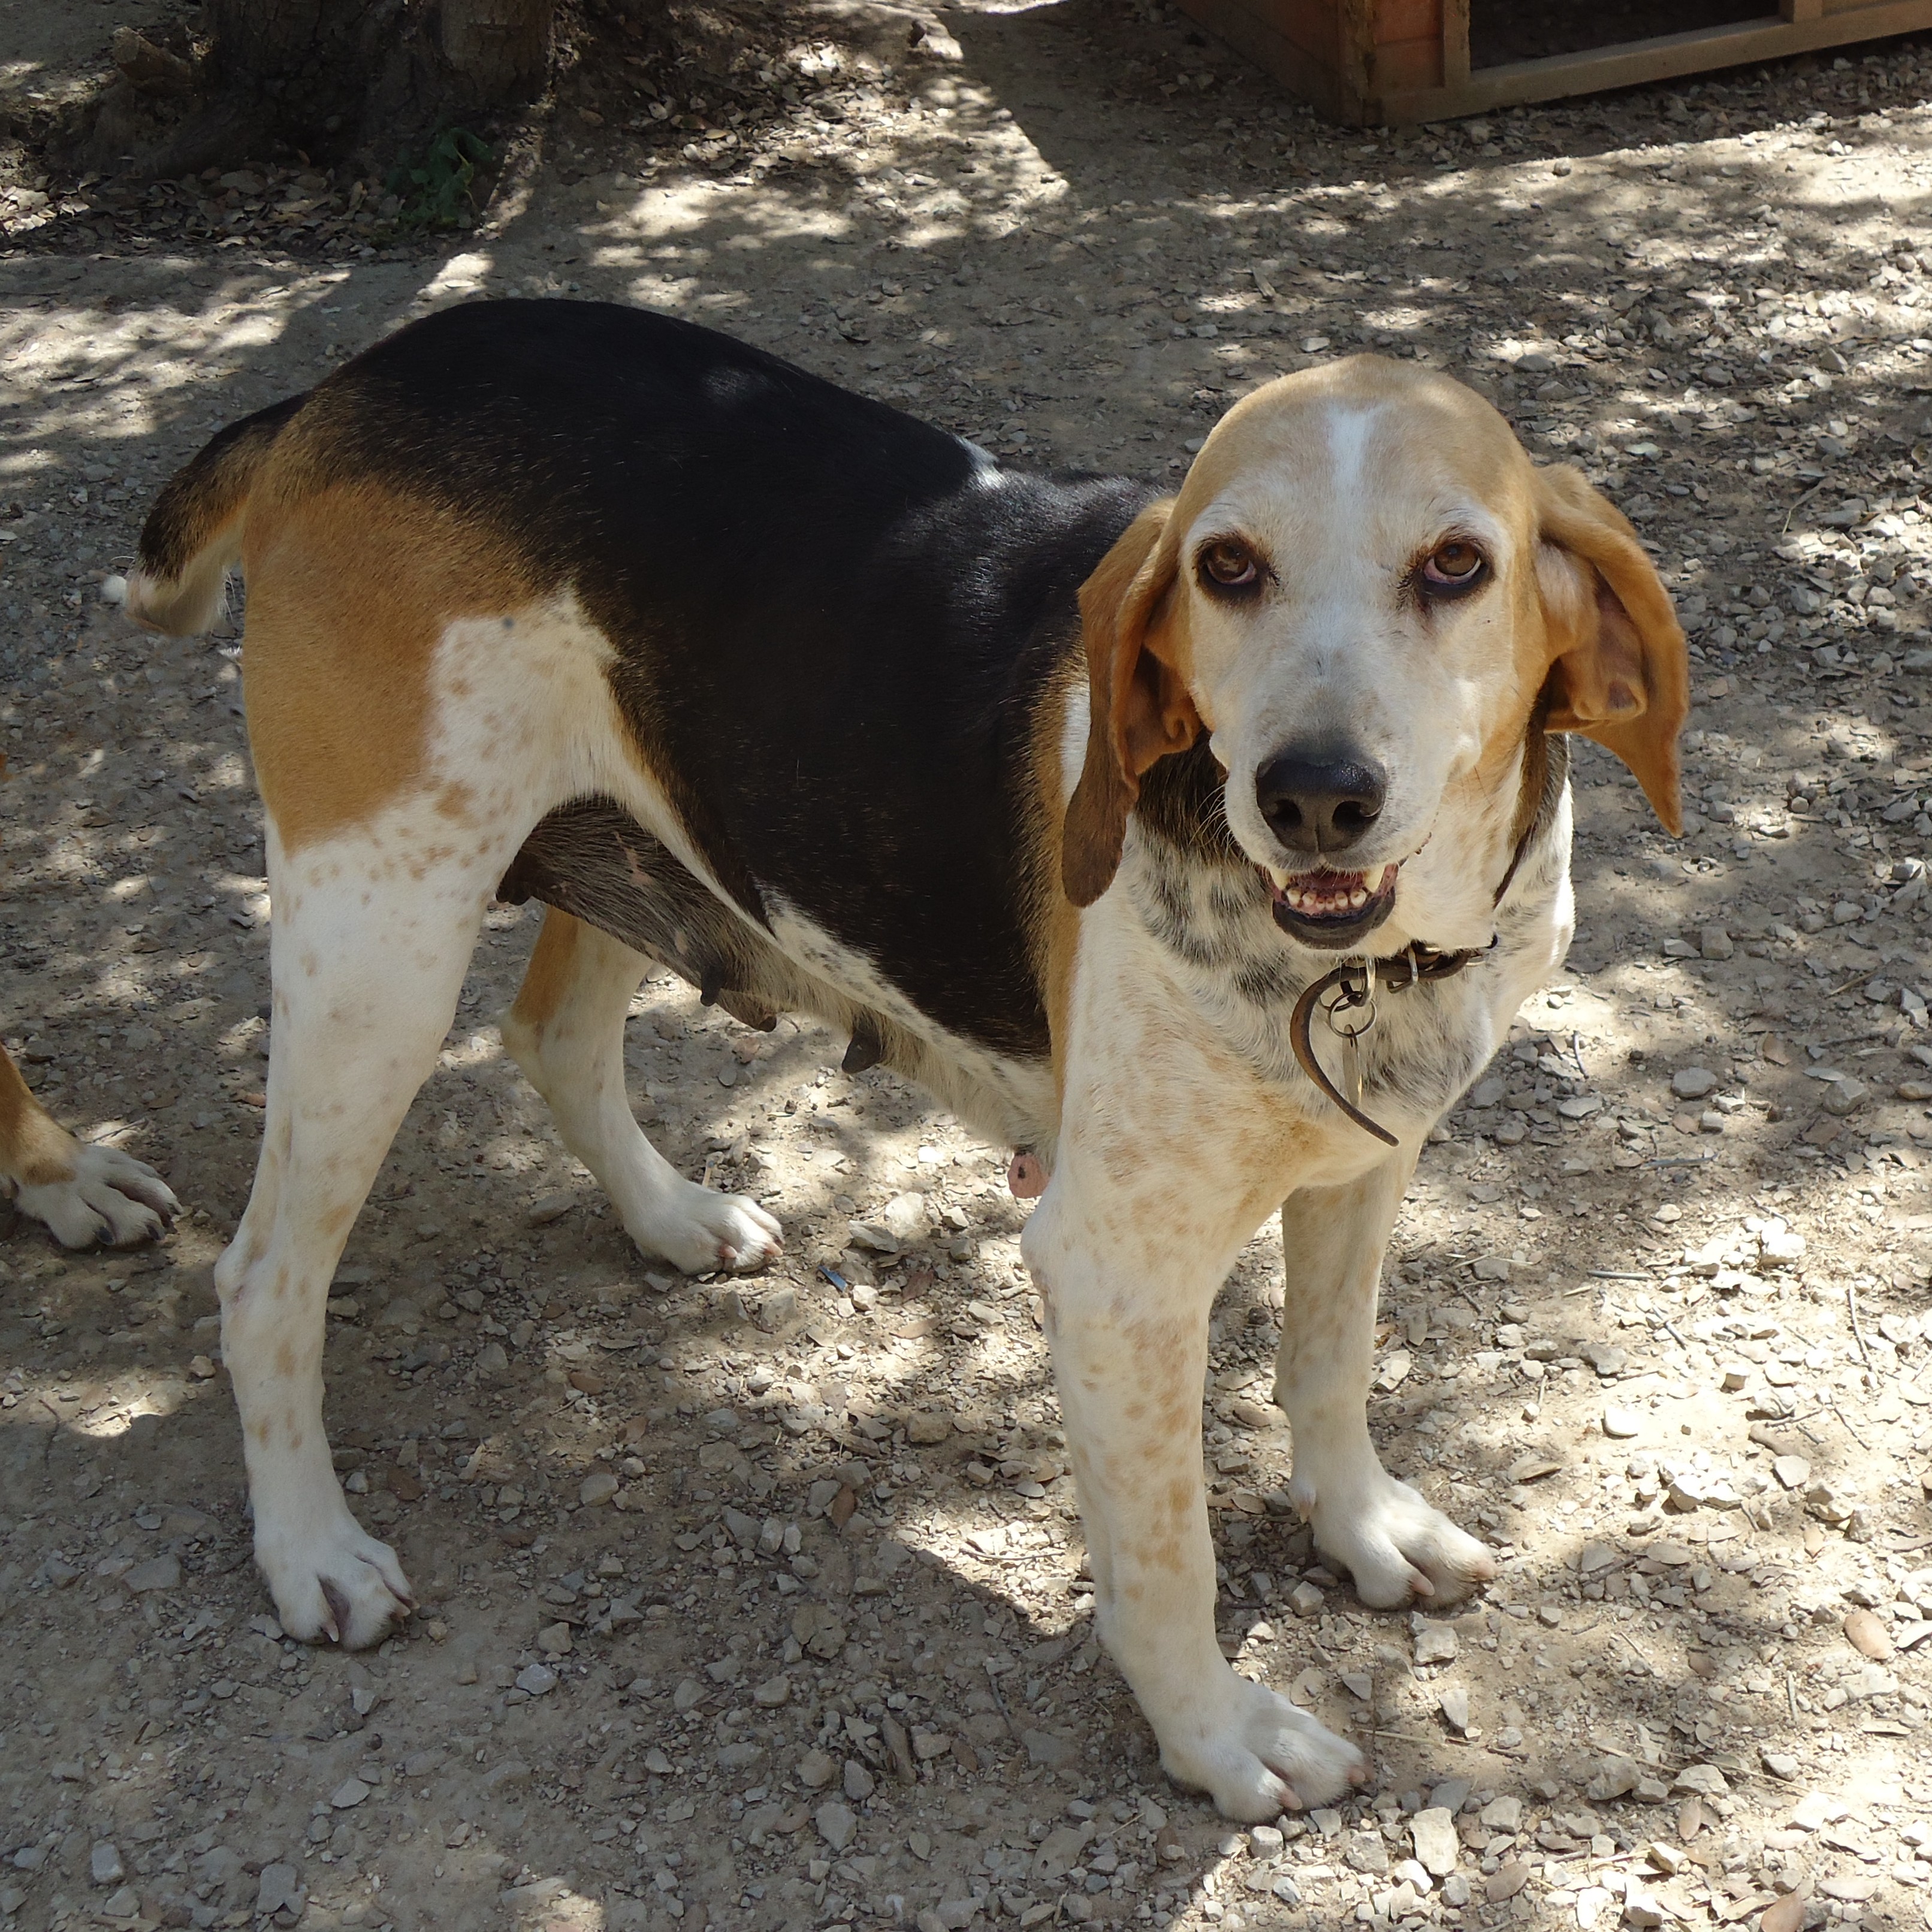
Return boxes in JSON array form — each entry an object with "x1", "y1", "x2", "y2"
[
  {"x1": 1442, "y1": 0, "x2": 1472, "y2": 87},
  {"x1": 1375, "y1": 0, "x2": 1932, "y2": 120},
  {"x1": 1373, "y1": 0, "x2": 1439, "y2": 43},
  {"x1": 1373, "y1": 35, "x2": 1445, "y2": 90},
  {"x1": 1782, "y1": 0, "x2": 1826, "y2": 18}
]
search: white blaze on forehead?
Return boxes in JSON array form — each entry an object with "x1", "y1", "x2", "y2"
[{"x1": 1321, "y1": 398, "x2": 1387, "y2": 508}]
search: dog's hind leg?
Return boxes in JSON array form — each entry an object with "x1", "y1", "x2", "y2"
[
  {"x1": 1274, "y1": 1154, "x2": 1497, "y2": 1608},
  {"x1": 215, "y1": 822, "x2": 503, "y2": 1647},
  {"x1": 501, "y1": 910, "x2": 783, "y2": 1273}
]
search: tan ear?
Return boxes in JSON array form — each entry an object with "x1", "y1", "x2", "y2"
[
  {"x1": 1533, "y1": 463, "x2": 1690, "y2": 836},
  {"x1": 1062, "y1": 499, "x2": 1203, "y2": 906}
]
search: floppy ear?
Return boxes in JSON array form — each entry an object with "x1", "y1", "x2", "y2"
[
  {"x1": 1062, "y1": 499, "x2": 1202, "y2": 906},
  {"x1": 1533, "y1": 463, "x2": 1689, "y2": 836}
]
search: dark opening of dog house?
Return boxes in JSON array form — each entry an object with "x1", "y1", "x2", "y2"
[{"x1": 1173, "y1": 0, "x2": 1932, "y2": 123}]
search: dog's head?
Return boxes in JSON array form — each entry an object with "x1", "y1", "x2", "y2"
[{"x1": 1062, "y1": 355, "x2": 1688, "y2": 951}]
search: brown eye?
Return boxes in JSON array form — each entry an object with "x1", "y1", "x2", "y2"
[
  {"x1": 1199, "y1": 539, "x2": 1261, "y2": 593},
  {"x1": 1420, "y1": 539, "x2": 1487, "y2": 596}
]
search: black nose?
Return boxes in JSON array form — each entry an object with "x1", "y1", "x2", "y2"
[{"x1": 1255, "y1": 748, "x2": 1388, "y2": 854}]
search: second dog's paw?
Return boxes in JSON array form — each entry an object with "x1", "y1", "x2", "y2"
[{"x1": 17, "y1": 1142, "x2": 178, "y2": 1248}]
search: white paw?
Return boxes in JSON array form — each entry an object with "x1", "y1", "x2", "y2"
[
  {"x1": 630, "y1": 1182, "x2": 783, "y2": 1274},
  {"x1": 257, "y1": 1508, "x2": 415, "y2": 1649},
  {"x1": 1300, "y1": 1466, "x2": 1496, "y2": 1608},
  {"x1": 15, "y1": 1142, "x2": 179, "y2": 1248},
  {"x1": 1161, "y1": 1673, "x2": 1366, "y2": 1821}
]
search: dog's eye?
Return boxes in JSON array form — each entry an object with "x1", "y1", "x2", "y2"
[
  {"x1": 1420, "y1": 539, "x2": 1487, "y2": 596},
  {"x1": 1199, "y1": 540, "x2": 1261, "y2": 593}
]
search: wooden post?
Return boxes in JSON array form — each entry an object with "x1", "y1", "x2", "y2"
[{"x1": 1442, "y1": 0, "x2": 1471, "y2": 88}]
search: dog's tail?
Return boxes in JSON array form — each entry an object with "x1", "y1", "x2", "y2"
[{"x1": 124, "y1": 393, "x2": 309, "y2": 636}]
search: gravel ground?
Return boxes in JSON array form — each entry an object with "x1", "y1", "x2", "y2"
[{"x1": 5, "y1": 5, "x2": 1932, "y2": 1931}]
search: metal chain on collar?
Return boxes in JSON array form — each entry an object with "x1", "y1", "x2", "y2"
[{"x1": 1289, "y1": 942, "x2": 1486, "y2": 1148}]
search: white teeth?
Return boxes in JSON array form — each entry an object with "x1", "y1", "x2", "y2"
[
  {"x1": 1348, "y1": 888, "x2": 1368, "y2": 908},
  {"x1": 1269, "y1": 868, "x2": 1291, "y2": 891},
  {"x1": 1363, "y1": 865, "x2": 1387, "y2": 893}
]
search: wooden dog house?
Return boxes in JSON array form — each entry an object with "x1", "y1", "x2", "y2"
[{"x1": 1173, "y1": 0, "x2": 1932, "y2": 123}]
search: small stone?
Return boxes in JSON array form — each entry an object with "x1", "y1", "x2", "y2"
[
  {"x1": 1021, "y1": 1728, "x2": 1081, "y2": 1771},
  {"x1": 753, "y1": 1674, "x2": 791, "y2": 1707},
  {"x1": 1438, "y1": 1687, "x2": 1471, "y2": 1733},
  {"x1": 1698, "y1": 928, "x2": 1734, "y2": 961},
  {"x1": 99, "y1": 1887, "x2": 140, "y2": 1921},
  {"x1": 1487, "y1": 1860, "x2": 1531, "y2": 1902},
  {"x1": 515, "y1": 1662, "x2": 559, "y2": 1695},
  {"x1": 1412, "y1": 1619, "x2": 1458, "y2": 1665},
  {"x1": 1671, "y1": 1764, "x2": 1728, "y2": 1797},
  {"x1": 1480, "y1": 1795, "x2": 1523, "y2": 1832},
  {"x1": 526, "y1": 1191, "x2": 576, "y2": 1225},
  {"x1": 1845, "y1": 1608, "x2": 1894, "y2": 1660},
  {"x1": 1602, "y1": 1406, "x2": 1642, "y2": 1439},
  {"x1": 1772, "y1": 1455, "x2": 1810, "y2": 1490},
  {"x1": 1249, "y1": 1825, "x2": 1284, "y2": 1859},
  {"x1": 844, "y1": 1758, "x2": 876, "y2": 1801},
  {"x1": 123, "y1": 1554, "x2": 181, "y2": 1593},
  {"x1": 90, "y1": 1842, "x2": 123, "y2": 1885},
  {"x1": 535, "y1": 1622, "x2": 573, "y2": 1657},
  {"x1": 799, "y1": 1748, "x2": 837, "y2": 1789},
  {"x1": 1288, "y1": 1580, "x2": 1324, "y2": 1617},
  {"x1": 1821, "y1": 1077, "x2": 1868, "y2": 1117},
  {"x1": 1759, "y1": 1748, "x2": 1800, "y2": 1782},
  {"x1": 330, "y1": 1776, "x2": 371, "y2": 1809},
  {"x1": 1622, "y1": 1880, "x2": 1668, "y2": 1930},
  {"x1": 578, "y1": 1470, "x2": 619, "y2": 1507},
  {"x1": 1411, "y1": 1807, "x2": 1459, "y2": 1876},
  {"x1": 255, "y1": 1862, "x2": 304, "y2": 1917},
  {"x1": 816, "y1": 1800, "x2": 858, "y2": 1853},
  {"x1": 1586, "y1": 1756, "x2": 1640, "y2": 1801},
  {"x1": 1670, "y1": 1067, "x2": 1717, "y2": 1100}
]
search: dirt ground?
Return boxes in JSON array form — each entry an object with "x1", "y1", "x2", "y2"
[{"x1": 4, "y1": 5, "x2": 1932, "y2": 1932}]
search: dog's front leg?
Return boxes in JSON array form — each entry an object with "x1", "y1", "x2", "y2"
[
  {"x1": 1023, "y1": 1144, "x2": 1365, "y2": 1822},
  {"x1": 1275, "y1": 1155, "x2": 1497, "y2": 1607}
]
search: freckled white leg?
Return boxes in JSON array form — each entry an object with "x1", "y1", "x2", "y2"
[
  {"x1": 501, "y1": 910, "x2": 781, "y2": 1274},
  {"x1": 1023, "y1": 1137, "x2": 1364, "y2": 1822},
  {"x1": 1275, "y1": 1155, "x2": 1496, "y2": 1608},
  {"x1": 216, "y1": 825, "x2": 497, "y2": 1648}
]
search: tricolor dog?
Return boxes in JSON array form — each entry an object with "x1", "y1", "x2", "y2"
[{"x1": 127, "y1": 304, "x2": 1685, "y2": 1819}]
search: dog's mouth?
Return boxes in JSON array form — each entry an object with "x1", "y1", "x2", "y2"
[{"x1": 1261, "y1": 861, "x2": 1400, "y2": 950}]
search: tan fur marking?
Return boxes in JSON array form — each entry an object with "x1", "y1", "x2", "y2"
[
  {"x1": 240, "y1": 481, "x2": 537, "y2": 853},
  {"x1": 0, "y1": 1046, "x2": 80, "y2": 1189},
  {"x1": 510, "y1": 908, "x2": 588, "y2": 1036}
]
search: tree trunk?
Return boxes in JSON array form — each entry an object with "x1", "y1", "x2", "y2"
[
  {"x1": 80, "y1": 0, "x2": 558, "y2": 179},
  {"x1": 442, "y1": 0, "x2": 558, "y2": 101}
]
